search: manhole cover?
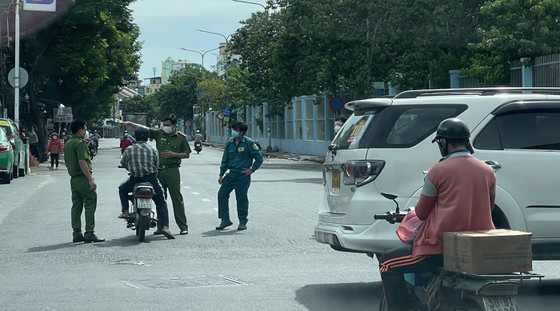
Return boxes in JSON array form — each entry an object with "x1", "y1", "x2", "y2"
[{"x1": 122, "y1": 275, "x2": 248, "y2": 289}]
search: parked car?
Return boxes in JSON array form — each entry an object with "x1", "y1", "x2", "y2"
[
  {"x1": 0, "y1": 118, "x2": 27, "y2": 178},
  {"x1": 0, "y1": 127, "x2": 15, "y2": 184},
  {"x1": 315, "y1": 88, "x2": 560, "y2": 260}
]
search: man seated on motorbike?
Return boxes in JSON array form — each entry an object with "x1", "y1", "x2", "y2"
[
  {"x1": 379, "y1": 118, "x2": 496, "y2": 310},
  {"x1": 118, "y1": 127, "x2": 174, "y2": 239},
  {"x1": 194, "y1": 129, "x2": 203, "y2": 142}
]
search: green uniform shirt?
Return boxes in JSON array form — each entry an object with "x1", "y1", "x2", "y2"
[
  {"x1": 220, "y1": 136, "x2": 263, "y2": 176},
  {"x1": 149, "y1": 128, "x2": 191, "y2": 166},
  {"x1": 64, "y1": 135, "x2": 92, "y2": 177}
]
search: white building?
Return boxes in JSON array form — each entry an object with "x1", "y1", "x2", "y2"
[
  {"x1": 216, "y1": 42, "x2": 241, "y2": 76},
  {"x1": 161, "y1": 57, "x2": 189, "y2": 84}
]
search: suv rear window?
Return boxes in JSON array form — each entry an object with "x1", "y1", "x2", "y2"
[
  {"x1": 475, "y1": 110, "x2": 560, "y2": 150},
  {"x1": 332, "y1": 109, "x2": 379, "y2": 149},
  {"x1": 0, "y1": 120, "x2": 13, "y2": 136},
  {"x1": 357, "y1": 104, "x2": 467, "y2": 149}
]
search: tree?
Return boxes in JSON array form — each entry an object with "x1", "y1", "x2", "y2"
[
  {"x1": 121, "y1": 94, "x2": 158, "y2": 125},
  {"x1": 20, "y1": 0, "x2": 141, "y2": 160},
  {"x1": 156, "y1": 64, "x2": 214, "y2": 121},
  {"x1": 467, "y1": 0, "x2": 560, "y2": 84},
  {"x1": 197, "y1": 79, "x2": 226, "y2": 111}
]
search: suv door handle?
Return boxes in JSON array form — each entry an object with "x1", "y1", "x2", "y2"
[{"x1": 485, "y1": 160, "x2": 502, "y2": 170}]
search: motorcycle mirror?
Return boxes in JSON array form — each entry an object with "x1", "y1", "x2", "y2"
[{"x1": 381, "y1": 193, "x2": 398, "y2": 200}]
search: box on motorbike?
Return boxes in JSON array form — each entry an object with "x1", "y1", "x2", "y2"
[{"x1": 443, "y1": 229, "x2": 532, "y2": 274}]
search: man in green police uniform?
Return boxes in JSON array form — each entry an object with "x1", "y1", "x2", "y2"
[
  {"x1": 118, "y1": 117, "x2": 191, "y2": 235},
  {"x1": 64, "y1": 120, "x2": 104, "y2": 243},
  {"x1": 216, "y1": 121, "x2": 263, "y2": 231}
]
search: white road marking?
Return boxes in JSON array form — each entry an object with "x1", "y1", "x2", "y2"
[
  {"x1": 202, "y1": 198, "x2": 211, "y2": 202},
  {"x1": 183, "y1": 186, "x2": 191, "y2": 189},
  {"x1": 213, "y1": 207, "x2": 218, "y2": 212},
  {"x1": 192, "y1": 192, "x2": 200, "y2": 195},
  {"x1": 121, "y1": 281, "x2": 143, "y2": 289}
]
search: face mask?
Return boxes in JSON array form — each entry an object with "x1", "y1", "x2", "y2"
[
  {"x1": 231, "y1": 130, "x2": 240, "y2": 138},
  {"x1": 85, "y1": 130, "x2": 90, "y2": 138},
  {"x1": 53, "y1": 136, "x2": 58, "y2": 140},
  {"x1": 334, "y1": 124, "x2": 342, "y2": 133},
  {"x1": 162, "y1": 126, "x2": 173, "y2": 134}
]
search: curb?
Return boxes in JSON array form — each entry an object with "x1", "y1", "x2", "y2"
[{"x1": 201, "y1": 142, "x2": 325, "y2": 164}]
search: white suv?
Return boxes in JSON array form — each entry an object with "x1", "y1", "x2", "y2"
[{"x1": 315, "y1": 88, "x2": 560, "y2": 260}]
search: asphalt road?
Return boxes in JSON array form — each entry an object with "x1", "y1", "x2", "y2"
[{"x1": 0, "y1": 139, "x2": 558, "y2": 310}]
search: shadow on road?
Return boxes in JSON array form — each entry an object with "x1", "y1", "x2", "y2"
[
  {"x1": 252, "y1": 178, "x2": 323, "y2": 184},
  {"x1": 201, "y1": 229, "x2": 244, "y2": 237},
  {"x1": 295, "y1": 281, "x2": 382, "y2": 311},
  {"x1": 517, "y1": 279, "x2": 560, "y2": 309},
  {"x1": 26, "y1": 234, "x2": 178, "y2": 252}
]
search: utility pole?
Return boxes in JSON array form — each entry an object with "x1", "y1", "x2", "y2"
[{"x1": 14, "y1": 0, "x2": 20, "y2": 127}]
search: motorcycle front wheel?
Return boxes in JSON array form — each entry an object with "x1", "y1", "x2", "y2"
[{"x1": 137, "y1": 215, "x2": 148, "y2": 242}]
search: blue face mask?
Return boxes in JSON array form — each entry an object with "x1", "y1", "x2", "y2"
[{"x1": 231, "y1": 130, "x2": 240, "y2": 138}]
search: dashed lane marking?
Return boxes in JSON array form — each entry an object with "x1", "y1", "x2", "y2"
[
  {"x1": 192, "y1": 192, "x2": 200, "y2": 195},
  {"x1": 202, "y1": 199, "x2": 211, "y2": 202}
]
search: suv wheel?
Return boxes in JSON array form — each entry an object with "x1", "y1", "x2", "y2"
[
  {"x1": 12, "y1": 165, "x2": 18, "y2": 179},
  {"x1": 492, "y1": 207, "x2": 510, "y2": 229},
  {"x1": 18, "y1": 167, "x2": 25, "y2": 177}
]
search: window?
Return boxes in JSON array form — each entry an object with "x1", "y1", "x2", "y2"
[
  {"x1": 331, "y1": 109, "x2": 378, "y2": 149},
  {"x1": 476, "y1": 110, "x2": 560, "y2": 150},
  {"x1": 386, "y1": 107, "x2": 458, "y2": 145}
]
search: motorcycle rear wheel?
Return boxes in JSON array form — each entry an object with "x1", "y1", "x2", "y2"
[{"x1": 137, "y1": 215, "x2": 148, "y2": 242}]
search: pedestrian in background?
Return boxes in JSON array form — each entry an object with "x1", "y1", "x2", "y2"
[
  {"x1": 334, "y1": 115, "x2": 348, "y2": 134},
  {"x1": 120, "y1": 131, "x2": 134, "y2": 154},
  {"x1": 117, "y1": 117, "x2": 191, "y2": 235},
  {"x1": 48, "y1": 133, "x2": 63, "y2": 170},
  {"x1": 216, "y1": 121, "x2": 263, "y2": 231},
  {"x1": 64, "y1": 119, "x2": 104, "y2": 243}
]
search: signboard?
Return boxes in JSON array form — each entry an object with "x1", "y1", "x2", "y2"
[
  {"x1": 329, "y1": 96, "x2": 345, "y2": 112},
  {"x1": 23, "y1": 0, "x2": 56, "y2": 12},
  {"x1": 8, "y1": 68, "x2": 29, "y2": 88},
  {"x1": 222, "y1": 107, "x2": 231, "y2": 116},
  {"x1": 53, "y1": 107, "x2": 72, "y2": 123}
]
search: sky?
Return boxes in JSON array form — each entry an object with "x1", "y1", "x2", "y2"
[{"x1": 130, "y1": 0, "x2": 260, "y2": 82}]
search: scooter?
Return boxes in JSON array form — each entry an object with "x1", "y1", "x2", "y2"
[
  {"x1": 194, "y1": 140, "x2": 202, "y2": 154},
  {"x1": 119, "y1": 167, "x2": 158, "y2": 242},
  {"x1": 87, "y1": 139, "x2": 98, "y2": 158},
  {"x1": 375, "y1": 193, "x2": 543, "y2": 311}
]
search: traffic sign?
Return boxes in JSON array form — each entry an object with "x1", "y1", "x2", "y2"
[
  {"x1": 53, "y1": 107, "x2": 73, "y2": 123},
  {"x1": 8, "y1": 68, "x2": 29, "y2": 88},
  {"x1": 222, "y1": 107, "x2": 231, "y2": 116},
  {"x1": 23, "y1": 0, "x2": 56, "y2": 12},
  {"x1": 329, "y1": 96, "x2": 345, "y2": 112}
]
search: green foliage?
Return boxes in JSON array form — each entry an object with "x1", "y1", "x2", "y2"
[
  {"x1": 467, "y1": 0, "x2": 560, "y2": 84},
  {"x1": 121, "y1": 95, "x2": 158, "y2": 125},
  {"x1": 197, "y1": 79, "x2": 226, "y2": 111},
  {"x1": 156, "y1": 64, "x2": 215, "y2": 120},
  {"x1": 23, "y1": 0, "x2": 141, "y2": 121}
]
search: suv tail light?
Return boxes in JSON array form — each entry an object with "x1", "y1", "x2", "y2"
[
  {"x1": 344, "y1": 160, "x2": 385, "y2": 187},
  {"x1": 0, "y1": 144, "x2": 9, "y2": 152},
  {"x1": 136, "y1": 189, "x2": 153, "y2": 198}
]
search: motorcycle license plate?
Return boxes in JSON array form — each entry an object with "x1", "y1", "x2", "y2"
[
  {"x1": 331, "y1": 170, "x2": 340, "y2": 189},
  {"x1": 137, "y1": 199, "x2": 151, "y2": 210},
  {"x1": 482, "y1": 296, "x2": 518, "y2": 311}
]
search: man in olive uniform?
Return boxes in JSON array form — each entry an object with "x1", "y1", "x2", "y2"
[
  {"x1": 216, "y1": 121, "x2": 263, "y2": 231},
  {"x1": 118, "y1": 117, "x2": 191, "y2": 235},
  {"x1": 64, "y1": 120, "x2": 104, "y2": 243}
]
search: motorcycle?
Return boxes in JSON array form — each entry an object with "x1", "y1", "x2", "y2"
[
  {"x1": 87, "y1": 138, "x2": 98, "y2": 158},
  {"x1": 194, "y1": 140, "x2": 202, "y2": 154},
  {"x1": 375, "y1": 193, "x2": 543, "y2": 311},
  {"x1": 119, "y1": 167, "x2": 158, "y2": 242}
]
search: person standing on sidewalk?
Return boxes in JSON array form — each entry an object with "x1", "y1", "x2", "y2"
[
  {"x1": 64, "y1": 119, "x2": 104, "y2": 243},
  {"x1": 48, "y1": 133, "x2": 63, "y2": 170},
  {"x1": 216, "y1": 121, "x2": 263, "y2": 231},
  {"x1": 117, "y1": 117, "x2": 191, "y2": 235}
]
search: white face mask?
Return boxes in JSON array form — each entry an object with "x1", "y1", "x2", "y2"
[
  {"x1": 334, "y1": 124, "x2": 342, "y2": 133},
  {"x1": 162, "y1": 126, "x2": 173, "y2": 134}
]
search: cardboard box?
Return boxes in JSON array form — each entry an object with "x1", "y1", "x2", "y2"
[{"x1": 443, "y1": 229, "x2": 532, "y2": 274}]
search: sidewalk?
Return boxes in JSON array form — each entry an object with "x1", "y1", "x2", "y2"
[{"x1": 202, "y1": 141, "x2": 325, "y2": 164}]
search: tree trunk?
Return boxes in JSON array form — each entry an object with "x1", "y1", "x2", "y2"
[{"x1": 28, "y1": 82, "x2": 48, "y2": 162}]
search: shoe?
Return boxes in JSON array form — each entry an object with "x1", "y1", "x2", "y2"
[
  {"x1": 153, "y1": 230, "x2": 163, "y2": 235},
  {"x1": 84, "y1": 235, "x2": 105, "y2": 243},
  {"x1": 162, "y1": 228, "x2": 175, "y2": 239},
  {"x1": 73, "y1": 235, "x2": 84, "y2": 243},
  {"x1": 179, "y1": 229, "x2": 188, "y2": 235},
  {"x1": 117, "y1": 212, "x2": 129, "y2": 219},
  {"x1": 238, "y1": 219, "x2": 248, "y2": 231},
  {"x1": 215, "y1": 219, "x2": 233, "y2": 230}
]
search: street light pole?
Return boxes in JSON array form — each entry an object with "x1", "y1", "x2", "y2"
[
  {"x1": 232, "y1": 0, "x2": 266, "y2": 10},
  {"x1": 14, "y1": 0, "x2": 20, "y2": 127},
  {"x1": 180, "y1": 47, "x2": 220, "y2": 70},
  {"x1": 195, "y1": 29, "x2": 232, "y2": 44}
]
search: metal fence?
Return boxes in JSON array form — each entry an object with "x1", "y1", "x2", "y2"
[{"x1": 533, "y1": 54, "x2": 560, "y2": 87}]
